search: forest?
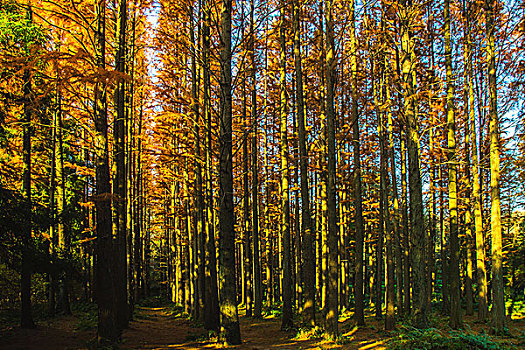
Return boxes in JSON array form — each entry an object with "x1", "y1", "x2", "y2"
[{"x1": 1, "y1": 0, "x2": 525, "y2": 348}]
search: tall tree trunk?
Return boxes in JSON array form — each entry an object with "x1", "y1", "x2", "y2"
[
  {"x1": 486, "y1": 0, "x2": 506, "y2": 332},
  {"x1": 350, "y1": 0, "x2": 365, "y2": 326},
  {"x1": 462, "y1": 3, "x2": 474, "y2": 316},
  {"x1": 381, "y1": 62, "x2": 395, "y2": 331},
  {"x1": 48, "y1": 95, "x2": 57, "y2": 316},
  {"x1": 56, "y1": 90, "x2": 71, "y2": 316},
  {"x1": 400, "y1": 128, "x2": 410, "y2": 314},
  {"x1": 203, "y1": 0, "x2": 220, "y2": 330},
  {"x1": 250, "y1": 0, "x2": 262, "y2": 319},
  {"x1": 468, "y1": 4, "x2": 488, "y2": 320},
  {"x1": 114, "y1": 0, "x2": 128, "y2": 328},
  {"x1": 325, "y1": 0, "x2": 338, "y2": 336},
  {"x1": 243, "y1": 69, "x2": 253, "y2": 317},
  {"x1": 445, "y1": 0, "x2": 462, "y2": 329},
  {"x1": 294, "y1": 0, "x2": 315, "y2": 326},
  {"x1": 95, "y1": 0, "x2": 118, "y2": 343},
  {"x1": 20, "y1": 60, "x2": 35, "y2": 330},
  {"x1": 126, "y1": 11, "x2": 136, "y2": 313},
  {"x1": 387, "y1": 81, "x2": 403, "y2": 318},
  {"x1": 279, "y1": 0, "x2": 293, "y2": 329},
  {"x1": 318, "y1": 1, "x2": 328, "y2": 312},
  {"x1": 372, "y1": 59, "x2": 383, "y2": 320},
  {"x1": 189, "y1": 3, "x2": 205, "y2": 321},
  {"x1": 218, "y1": 0, "x2": 241, "y2": 341},
  {"x1": 400, "y1": 0, "x2": 427, "y2": 328}
]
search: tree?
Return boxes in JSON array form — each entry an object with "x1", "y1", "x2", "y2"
[
  {"x1": 94, "y1": 0, "x2": 119, "y2": 344},
  {"x1": 218, "y1": 0, "x2": 241, "y2": 342},
  {"x1": 486, "y1": 0, "x2": 506, "y2": 333},
  {"x1": 324, "y1": 0, "x2": 338, "y2": 337},
  {"x1": 294, "y1": 0, "x2": 315, "y2": 326},
  {"x1": 445, "y1": 0, "x2": 462, "y2": 329},
  {"x1": 250, "y1": 0, "x2": 262, "y2": 319},
  {"x1": 114, "y1": 0, "x2": 128, "y2": 328},
  {"x1": 350, "y1": 0, "x2": 365, "y2": 327},
  {"x1": 399, "y1": 0, "x2": 428, "y2": 329},
  {"x1": 279, "y1": 0, "x2": 293, "y2": 329}
]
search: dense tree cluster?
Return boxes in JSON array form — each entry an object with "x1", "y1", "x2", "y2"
[{"x1": 1, "y1": 0, "x2": 525, "y2": 346}]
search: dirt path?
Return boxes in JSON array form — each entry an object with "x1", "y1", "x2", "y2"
[{"x1": 121, "y1": 307, "x2": 386, "y2": 350}]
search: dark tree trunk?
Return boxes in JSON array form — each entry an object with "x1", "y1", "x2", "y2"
[
  {"x1": 218, "y1": 0, "x2": 241, "y2": 342},
  {"x1": 95, "y1": 0, "x2": 119, "y2": 344}
]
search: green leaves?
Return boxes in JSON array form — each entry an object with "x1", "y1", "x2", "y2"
[
  {"x1": 0, "y1": 0, "x2": 46, "y2": 55},
  {"x1": 388, "y1": 327, "x2": 515, "y2": 350}
]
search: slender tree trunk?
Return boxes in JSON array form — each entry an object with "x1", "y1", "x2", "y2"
[
  {"x1": 279, "y1": 0, "x2": 293, "y2": 329},
  {"x1": 21, "y1": 63, "x2": 35, "y2": 330},
  {"x1": 400, "y1": 128, "x2": 410, "y2": 314},
  {"x1": 325, "y1": 0, "x2": 338, "y2": 336},
  {"x1": 250, "y1": 0, "x2": 262, "y2": 319},
  {"x1": 350, "y1": 0, "x2": 365, "y2": 326},
  {"x1": 203, "y1": 0, "x2": 219, "y2": 330},
  {"x1": 114, "y1": 0, "x2": 128, "y2": 328},
  {"x1": 445, "y1": 0, "x2": 462, "y2": 329},
  {"x1": 468, "y1": 6, "x2": 488, "y2": 320},
  {"x1": 48, "y1": 97, "x2": 57, "y2": 316},
  {"x1": 387, "y1": 82, "x2": 403, "y2": 318},
  {"x1": 56, "y1": 89, "x2": 71, "y2": 316},
  {"x1": 486, "y1": 0, "x2": 506, "y2": 332},
  {"x1": 380, "y1": 62, "x2": 395, "y2": 331},
  {"x1": 293, "y1": 0, "x2": 315, "y2": 326},
  {"x1": 218, "y1": 0, "x2": 241, "y2": 341},
  {"x1": 462, "y1": 4, "x2": 474, "y2": 316},
  {"x1": 372, "y1": 59, "x2": 383, "y2": 320},
  {"x1": 400, "y1": 0, "x2": 427, "y2": 328},
  {"x1": 95, "y1": 0, "x2": 118, "y2": 343}
]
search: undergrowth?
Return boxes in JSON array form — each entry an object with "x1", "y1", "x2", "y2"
[{"x1": 388, "y1": 326, "x2": 515, "y2": 350}]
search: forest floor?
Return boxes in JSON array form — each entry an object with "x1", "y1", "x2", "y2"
[{"x1": 1, "y1": 300, "x2": 525, "y2": 349}]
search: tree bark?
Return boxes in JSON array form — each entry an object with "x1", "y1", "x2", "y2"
[
  {"x1": 325, "y1": 0, "x2": 338, "y2": 336},
  {"x1": 350, "y1": 0, "x2": 365, "y2": 326},
  {"x1": 400, "y1": 0, "x2": 427, "y2": 328},
  {"x1": 114, "y1": 0, "x2": 128, "y2": 328},
  {"x1": 95, "y1": 0, "x2": 119, "y2": 343},
  {"x1": 21, "y1": 60, "x2": 35, "y2": 330},
  {"x1": 218, "y1": 0, "x2": 241, "y2": 341},
  {"x1": 445, "y1": 0, "x2": 462, "y2": 329},
  {"x1": 279, "y1": 0, "x2": 293, "y2": 329},
  {"x1": 486, "y1": 0, "x2": 506, "y2": 333}
]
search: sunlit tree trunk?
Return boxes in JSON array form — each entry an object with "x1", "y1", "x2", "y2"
[
  {"x1": 462, "y1": 3, "x2": 474, "y2": 316},
  {"x1": 486, "y1": 0, "x2": 506, "y2": 332},
  {"x1": 349, "y1": 0, "x2": 365, "y2": 327},
  {"x1": 325, "y1": 0, "x2": 338, "y2": 336},
  {"x1": 467, "y1": 6, "x2": 488, "y2": 320},
  {"x1": 400, "y1": 127, "x2": 410, "y2": 314},
  {"x1": 372, "y1": 58, "x2": 383, "y2": 320}
]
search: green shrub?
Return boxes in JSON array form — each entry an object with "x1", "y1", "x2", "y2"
[{"x1": 388, "y1": 327, "x2": 514, "y2": 350}]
